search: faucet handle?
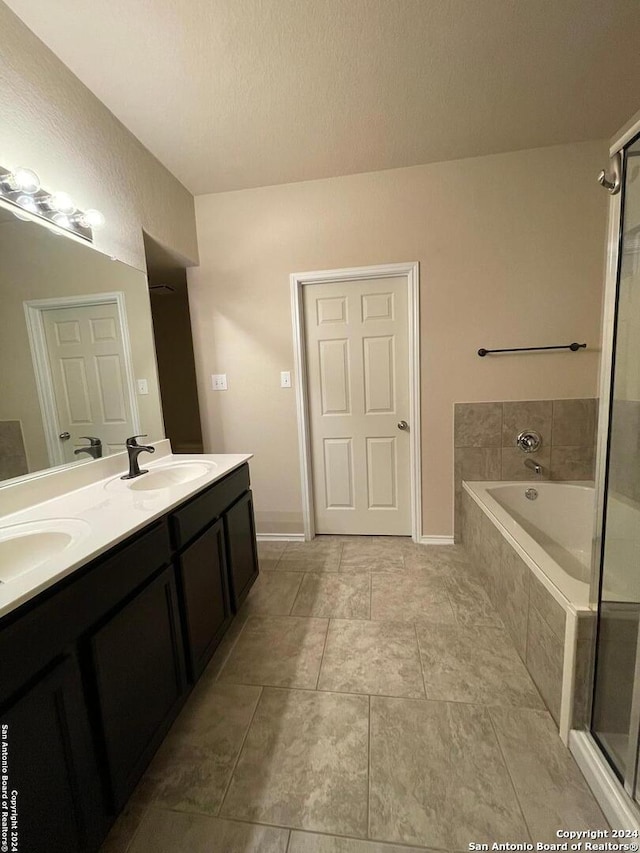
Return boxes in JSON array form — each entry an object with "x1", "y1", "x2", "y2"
[
  {"x1": 125, "y1": 434, "x2": 148, "y2": 447},
  {"x1": 79, "y1": 436, "x2": 102, "y2": 446}
]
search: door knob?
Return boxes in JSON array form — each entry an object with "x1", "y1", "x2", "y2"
[
  {"x1": 59, "y1": 432, "x2": 70, "y2": 441},
  {"x1": 397, "y1": 420, "x2": 409, "y2": 431}
]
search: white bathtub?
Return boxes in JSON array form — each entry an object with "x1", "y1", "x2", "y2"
[{"x1": 462, "y1": 480, "x2": 593, "y2": 611}]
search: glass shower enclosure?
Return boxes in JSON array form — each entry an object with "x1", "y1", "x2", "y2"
[{"x1": 591, "y1": 133, "x2": 640, "y2": 800}]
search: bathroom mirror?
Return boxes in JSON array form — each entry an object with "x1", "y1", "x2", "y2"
[{"x1": 0, "y1": 199, "x2": 164, "y2": 485}]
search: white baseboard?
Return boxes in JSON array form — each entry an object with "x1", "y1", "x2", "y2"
[
  {"x1": 569, "y1": 729, "x2": 640, "y2": 830},
  {"x1": 419, "y1": 535, "x2": 455, "y2": 546},
  {"x1": 256, "y1": 533, "x2": 306, "y2": 542},
  {"x1": 257, "y1": 533, "x2": 455, "y2": 545}
]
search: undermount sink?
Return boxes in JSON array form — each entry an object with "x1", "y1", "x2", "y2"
[
  {"x1": 0, "y1": 518, "x2": 91, "y2": 583},
  {"x1": 125, "y1": 461, "x2": 216, "y2": 491}
]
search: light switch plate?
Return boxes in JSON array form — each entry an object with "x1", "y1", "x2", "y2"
[
  {"x1": 211, "y1": 373, "x2": 228, "y2": 390},
  {"x1": 137, "y1": 379, "x2": 149, "y2": 395},
  {"x1": 280, "y1": 371, "x2": 291, "y2": 388}
]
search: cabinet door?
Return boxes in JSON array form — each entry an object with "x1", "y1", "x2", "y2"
[
  {"x1": 179, "y1": 519, "x2": 232, "y2": 680},
  {"x1": 224, "y1": 490, "x2": 259, "y2": 611},
  {"x1": 0, "y1": 655, "x2": 104, "y2": 853},
  {"x1": 89, "y1": 566, "x2": 186, "y2": 810}
]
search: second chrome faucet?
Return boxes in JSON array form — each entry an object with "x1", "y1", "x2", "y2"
[{"x1": 121, "y1": 435, "x2": 155, "y2": 480}]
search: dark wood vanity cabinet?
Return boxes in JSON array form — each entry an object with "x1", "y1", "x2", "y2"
[
  {"x1": 1, "y1": 655, "x2": 104, "y2": 853},
  {"x1": 177, "y1": 518, "x2": 232, "y2": 680},
  {"x1": 89, "y1": 565, "x2": 186, "y2": 810},
  {"x1": 0, "y1": 461, "x2": 258, "y2": 852},
  {"x1": 225, "y1": 490, "x2": 259, "y2": 610}
]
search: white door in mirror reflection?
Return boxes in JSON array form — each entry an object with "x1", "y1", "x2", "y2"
[
  {"x1": 42, "y1": 303, "x2": 135, "y2": 462},
  {"x1": 303, "y1": 277, "x2": 411, "y2": 535}
]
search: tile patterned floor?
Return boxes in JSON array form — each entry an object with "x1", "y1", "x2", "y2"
[{"x1": 101, "y1": 536, "x2": 608, "y2": 853}]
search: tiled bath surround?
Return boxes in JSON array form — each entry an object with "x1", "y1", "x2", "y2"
[
  {"x1": 454, "y1": 398, "x2": 597, "y2": 539},
  {"x1": 461, "y1": 487, "x2": 595, "y2": 738}
]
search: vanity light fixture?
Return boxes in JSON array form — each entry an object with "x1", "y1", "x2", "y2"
[
  {"x1": 0, "y1": 161, "x2": 104, "y2": 242},
  {"x1": 0, "y1": 167, "x2": 41, "y2": 195},
  {"x1": 73, "y1": 208, "x2": 106, "y2": 230},
  {"x1": 13, "y1": 194, "x2": 40, "y2": 219},
  {"x1": 43, "y1": 191, "x2": 76, "y2": 215}
]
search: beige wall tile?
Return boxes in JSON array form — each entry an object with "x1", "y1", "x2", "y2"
[
  {"x1": 494, "y1": 539, "x2": 530, "y2": 660},
  {"x1": 454, "y1": 402, "x2": 503, "y2": 447},
  {"x1": 552, "y1": 399, "x2": 597, "y2": 447},
  {"x1": 573, "y1": 611, "x2": 596, "y2": 729},
  {"x1": 526, "y1": 604, "x2": 564, "y2": 724},
  {"x1": 455, "y1": 446, "x2": 503, "y2": 480},
  {"x1": 529, "y1": 575, "x2": 566, "y2": 641},
  {"x1": 550, "y1": 445, "x2": 595, "y2": 480},
  {"x1": 502, "y1": 400, "x2": 552, "y2": 447},
  {"x1": 461, "y1": 492, "x2": 483, "y2": 559}
]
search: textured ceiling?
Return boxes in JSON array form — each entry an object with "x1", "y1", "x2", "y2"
[{"x1": 5, "y1": 0, "x2": 640, "y2": 194}]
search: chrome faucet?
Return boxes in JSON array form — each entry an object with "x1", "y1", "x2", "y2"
[
  {"x1": 74, "y1": 436, "x2": 103, "y2": 460},
  {"x1": 121, "y1": 434, "x2": 155, "y2": 479},
  {"x1": 524, "y1": 458, "x2": 543, "y2": 475}
]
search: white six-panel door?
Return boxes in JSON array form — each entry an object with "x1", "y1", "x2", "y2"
[
  {"x1": 303, "y1": 276, "x2": 411, "y2": 535},
  {"x1": 42, "y1": 302, "x2": 136, "y2": 461}
]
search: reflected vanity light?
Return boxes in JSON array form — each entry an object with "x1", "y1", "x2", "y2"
[{"x1": 0, "y1": 162, "x2": 104, "y2": 242}]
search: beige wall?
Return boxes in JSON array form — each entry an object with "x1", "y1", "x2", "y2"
[
  {"x1": 190, "y1": 140, "x2": 609, "y2": 537},
  {"x1": 0, "y1": 2, "x2": 197, "y2": 270}
]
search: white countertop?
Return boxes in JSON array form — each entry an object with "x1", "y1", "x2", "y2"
[{"x1": 0, "y1": 448, "x2": 253, "y2": 619}]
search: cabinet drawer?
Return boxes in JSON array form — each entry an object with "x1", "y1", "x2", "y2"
[
  {"x1": 171, "y1": 464, "x2": 250, "y2": 549},
  {"x1": 0, "y1": 521, "x2": 171, "y2": 705}
]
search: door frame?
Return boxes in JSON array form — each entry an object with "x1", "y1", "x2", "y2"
[
  {"x1": 24, "y1": 291, "x2": 141, "y2": 466},
  {"x1": 290, "y1": 262, "x2": 422, "y2": 542}
]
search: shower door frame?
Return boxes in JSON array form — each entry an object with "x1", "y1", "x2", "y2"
[{"x1": 582, "y1": 110, "x2": 640, "y2": 820}]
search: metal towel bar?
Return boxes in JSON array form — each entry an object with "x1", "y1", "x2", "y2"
[{"x1": 477, "y1": 342, "x2": 586, "y2": 357}]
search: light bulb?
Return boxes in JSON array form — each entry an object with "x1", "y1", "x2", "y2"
[
  {"x1": 47, "y1": 191, "x2": 76, "y2": 215},
  {"x1": 52, "y1": 212, "x2": 72, "y2": 230},
  {"x1": 75, "y1": 208, "x2": 105, "y2": 230},
  {"x1": 1, "y1": 167, "x2": 40, "y2": 194},
  {"x1": 15, "y1": 194, "x2": 40, "y2": 214}
]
